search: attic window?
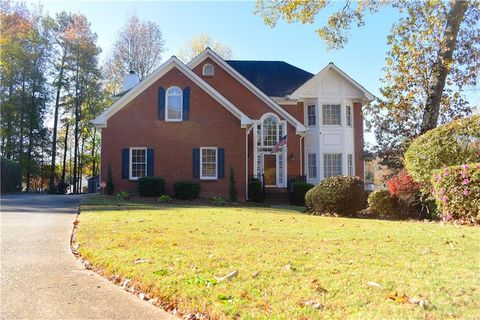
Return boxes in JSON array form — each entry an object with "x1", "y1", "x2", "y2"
[{"x1": 202, "y1": 63, "x2": 214, "y2": 76}]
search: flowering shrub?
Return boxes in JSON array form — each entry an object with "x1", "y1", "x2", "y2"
[{"x1": 431, "y1": 163, "x2": 480, "y2": 224}]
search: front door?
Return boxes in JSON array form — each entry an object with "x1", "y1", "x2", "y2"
[{"x1": 264, "y1": 154, "x2": 276, "y2": 186}]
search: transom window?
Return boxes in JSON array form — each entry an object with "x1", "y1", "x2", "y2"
[
  {"x1": 308, "y1": 153, "x2": 317, "y2": 178},
  {"x1": 130, "y1": 148, "x2": 146, "y2": 179},
  {"x1": 346, "y1": 105, "x2": 352, "y2": 127},
  {"x1": 202, "y1": 63, "x2": 214, "y2": 76},
  {"x1": 322, "y1": 104, "x2": 341, "y2": 126},
  {"x1": 200, "y1": 147, "x2": 217, "y2": 179},
  {"x1": 166, "y1": 86, "x2": 182, "y2": 121},
  {"x1": 307, "y1": 105, "x2": 316, "y2": 126},
  {"x1": 324, "y1": 153, "x2": 342, "y2": 178},
  {"x1": 262, "y1": 116, "x2": 278, "y2": 147},
  {"x1": 347, "y1": 154, "x2": 354, "y2": 176}
]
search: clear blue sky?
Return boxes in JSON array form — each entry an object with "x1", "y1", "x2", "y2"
[{"x1": 32, "y1": 1, "x2": 479, "y2": 144}]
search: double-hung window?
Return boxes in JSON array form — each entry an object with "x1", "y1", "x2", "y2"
[
  {"x1": 200, "y1": 147, "x2": 217, "y2": 179},
  {"x1": 308, "y1": 153, "x2": 317, "y2": 178},
  {"x1": 347, "y1": 154, "x2": 354, "y2": 176},
  {"x1": 323, "y1": 153, "x2": 342, "y2": 178},
  {"x1": 322, "y1": 104, "x2": 341, "y2": 126},
  {"x1": 346, "y1": 105, "x2": 352, "y2": 127},
  {"x1": 166, "y1": 86, "x2": 182, "y2": 121},
  {"x1": 130, "y1": 148, "x2": 147, "y2": 180},
  {"x1": 307, "y1": 105, "x2": 316, "y2": 126}
]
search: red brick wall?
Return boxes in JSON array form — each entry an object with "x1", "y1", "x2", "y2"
[
  {"x1": 353, "y1": 102, "x2": 364, "y2": 180},
  {"x1": 101, "y1": 67, "x2": 247, "y2": 199},
  {"x1": 192, "y1": 58, "x2": 302, "y2": 177}
]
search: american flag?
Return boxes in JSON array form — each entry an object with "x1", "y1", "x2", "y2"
[{"x1": 272, "y1": 135, "x2": 287, "y2": 153}]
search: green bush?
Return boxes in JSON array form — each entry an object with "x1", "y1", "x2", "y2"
[
  {"x1": 367, "y1": 190, "x2": 403, "y2": 218},
  {"x1": 174, "y1": 181, "x2": 200, "y2": 200},
  {"x1": 157, "y1": 194, "x2": 172, "y2": 202},
  {"x1": 405, "y1": 115, "x2": 480, "y2": 190},
  {"x1": 138, "y1": 176, "x2": 165, "y2": 197},
  {"x1": 116, "y1": 190, "x2": 130, "y2": 201},
  {"x1": 305, "y1": 176, "x2": 365, "y2": 216},
  {"x1": 56, "y1": 181, "x2": 69, "y2": 194},
  {"x1": 289, "y1": 182, "x2": 314, "y2": 206},
  {"x1": 105, "y1": 162, "x2": 114, "y2": 195},
  {"x1": 1, "y1": 157, "x2": 21, "y2": 193},
  {"x1": 248, "y1": 179, "x2": 264, "y2": 202},
  {"x1": 212, "y1": 196, "x2": 227, "y2": 206},
  {"x1": 431, "y1": 163, "x2": 480, "y2": 224}
]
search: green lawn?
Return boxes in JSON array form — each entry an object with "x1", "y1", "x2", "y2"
[{"x1": 76, "y1": 195, "x2": 480, "y2": 319}]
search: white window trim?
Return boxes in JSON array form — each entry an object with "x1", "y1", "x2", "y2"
[
  {"x1": 200, "y1": 147, "x2": 218, "y2": 180},
  {"x1": 323, "y1": 153, "x2": 343, "y2": 179},
  {"x1": 259, "y1": 113, "x2": 284, "y2": 148},
  {"x1": 129, "y1": 147, "x2": 147, "y2": 180},
  {"x1": 322, "y1": 104, "x2": 342, "y2": 127},
  {"x1": 202, "y1": 63, "x2": 214, "y2": 76},
  {"x1": 165, "y1": 86, "x2": 183, "y2": 122},
  {"x1": 347, "y1": 153, "x2": 354, "y2": 176}
]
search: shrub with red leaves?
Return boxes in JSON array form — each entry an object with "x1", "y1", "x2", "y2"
[{"x1": 387, "y1": 169, "x2": 421, "y2": 204}]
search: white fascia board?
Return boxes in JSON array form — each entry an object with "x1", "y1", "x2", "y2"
[
  {"x1": 187, "y1": 48, "x2": 307, "y2": 134},
  {"x1": 92, "y1": 56, "x2": 252, "y2": 128},
  {"x1": 289, "y1": 63, "x2": 375, "y2": 102}
]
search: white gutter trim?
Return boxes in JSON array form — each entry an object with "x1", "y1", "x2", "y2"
[{"x1": 245, "y1": 125, "x2": 254, "y2": 201}]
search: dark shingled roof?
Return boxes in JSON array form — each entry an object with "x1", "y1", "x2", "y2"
[{"x1": 226, "y1": 60, "x2": 314, "y2": 97}]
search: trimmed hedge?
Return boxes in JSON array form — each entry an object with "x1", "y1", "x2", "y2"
[
  {"x1": 174, "y1": 181, "x2": 200, "y2": 200},
  {"x1": 1, "y1": 157, "x2": 21, "y2": 193},
  {"x1": 431, "y1": 163, "x2": 480, "y2": 224},
  {"x1": 289, "y1": 182, "x2": 314, "y2": 206},
  {"x1": 405, "y1": 115, "x2": 480, "y2": 190},
  {"x1": 305, "y1": 176, "x2": 365, "y2": 216},
  {"x1": 248, "y1": 179, "x2": 264, "y2": 202},
  {"x1": 138, "y1": 176, "x2": 165, "y2": 197}
]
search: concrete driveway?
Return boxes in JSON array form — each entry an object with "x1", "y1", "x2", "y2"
[{"x1": 1, "y1": 193, "x2": 175, "y2": 319}]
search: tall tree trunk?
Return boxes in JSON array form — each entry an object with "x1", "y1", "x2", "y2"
[
  {"x1": 91, "y1": 127, "x2": 97, "y2": 177},
  {"x1": 420, "y1": 0, "x2": 469, "y2": 134},
  {"x1": 73, "y1": 58, "x2": 80, "y2": 194},
  {"x1": 48, "y1": 53, "x2": 66, "y2": 193},
  {"x1": 78, "y1": 135, "x2": 85, "y2": 193},
  {"x1": 61, "y1": 120, "x2": 69, "y2": 184},
  {"x1": 25, "y1": 87, "x2": 36, "y2": 192}
]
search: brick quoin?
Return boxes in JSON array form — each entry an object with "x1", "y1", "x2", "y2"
[{"x1": 100, "y1": 67, "x2": 247, "y2": 199}]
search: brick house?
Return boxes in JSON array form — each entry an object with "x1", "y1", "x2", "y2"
[{"x1": 93, "y1": 48, "x2": 374, "y2": 200}]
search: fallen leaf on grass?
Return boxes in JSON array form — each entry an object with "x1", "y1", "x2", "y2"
[
  {"x1": 387, "y1": 293, "x2": 434, "y2": 309},
  {"x1": 216, "y1": 270, "x2": 238, "y2": 282},
  {"x1": 367, "y1": 281, "x2": 383, "y2": 289},
  {"x1": 252, "y1": 271, "x2": 259, "y2": 278},
  {"x1": 73, "y1": 219, "x2": 80, "y2": 226},
  {"x1": 134, "y1": 258, "x2": 149, "y2": 264},
  {"x1": 311, "y1": 279, "x2": 328, "y2": 293},
  {"x1": 301, "y1": 300, "x2": 324, "y2": 310}
]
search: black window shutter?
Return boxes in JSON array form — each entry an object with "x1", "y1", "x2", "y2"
[
  {"x1": 147, "y1": 149, "x2": 154, "y2": 176},
  {"x1": 121, "y1": 149, "x2": 129, "y2": 179},
  {"x1": 158, "y1": 87, "x2": 165, "y2": 120},
  {"x1": 193, "y1": 148, "x2": 200, "y2": 178},
  {"x1": 218, "y1": 148, "x2": 225, "y2": 179},
  {"x1": 183, "y1": 87, "x2": 190, "y2": 120}
]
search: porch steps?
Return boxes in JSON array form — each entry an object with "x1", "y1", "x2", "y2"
[{"x1": 264, "y1": 188, "x2": 290, "y2": 204}]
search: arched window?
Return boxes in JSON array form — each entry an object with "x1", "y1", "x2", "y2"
[
  {"x1": 262, "y1": 116, "x2": 278, "y2": 146},
  {"x1": 166, "y1": 86, "x2": 182, "y2": 121},
  {"x1": 202, "y1": 63, "x2": 214, "y2": 76}
]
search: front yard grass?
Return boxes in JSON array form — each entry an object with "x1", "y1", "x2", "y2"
[{"x1": 76, "y1": 195, "x2": 480, "y2": 319}]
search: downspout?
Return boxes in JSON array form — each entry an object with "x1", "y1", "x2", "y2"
[
  {"x1": 245, "y1": 125, "x2": 254, "y2": 200},
  {"x1": 299, "y1": 132, "x2": 307, "y2": 176}
]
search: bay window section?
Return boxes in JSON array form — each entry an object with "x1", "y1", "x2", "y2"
[
  {"x1": 322, "y1": 104, "x2": 341, "y2": 126},
  {"x1": 323, "y1": 153, "x2": 342, "y2": 178}
]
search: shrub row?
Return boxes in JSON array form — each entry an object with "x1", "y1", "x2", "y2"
[
  {"x1": 136, "y1": 176, "x2": 200, "y2": 200},
  {"x1": 431, "y1": 163, "x2": 480, "y2": 224},
  {"x1": 289, "y1": 182, "x2": 314, "y2": 206},
  {"x1": 1, "y1": 157, "x2": 21, "y2": 193}
]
